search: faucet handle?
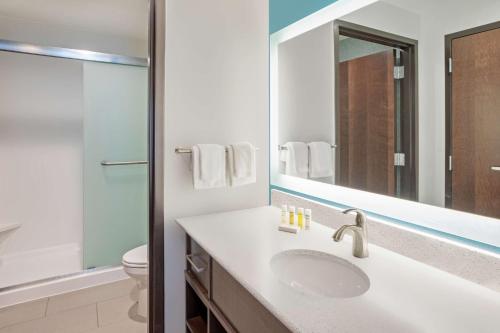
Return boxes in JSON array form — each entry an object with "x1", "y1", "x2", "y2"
[{"x1": 342, "y1": 208, "x2": 366, "y2": 227}]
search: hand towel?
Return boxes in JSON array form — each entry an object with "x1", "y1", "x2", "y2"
[
  {"x1": 283, "y1": 142, "x2": 308, "y2": 178},
  {"x1": 308, "y1": 141, "x2": 334, "y2": 178},
  {"x1": 227, "y1": 142, "x2": 256, "y2": 186},
  {"x1": 192, "y1": 144, "x2": 226, "y2": 189}
]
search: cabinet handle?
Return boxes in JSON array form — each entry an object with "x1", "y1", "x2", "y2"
[
  {"x1": 186, "y1": 254, "x2": 207, "y2": 273},
  {"x1": 491, "y1": 166, "x2": 500, "y2": 172}
]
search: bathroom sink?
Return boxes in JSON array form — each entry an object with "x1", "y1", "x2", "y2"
[{"x1": 270, "y1": 249, "x2": 370, "y2": 298}]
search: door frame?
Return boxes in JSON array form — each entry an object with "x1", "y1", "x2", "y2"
[
  {"x1": 333, "y1": 20, "x2": 419, "y2": 200},
  {"x1": 444, "y1": 20, "x2": 500, "y2": 208},
  {"x1": 148, "y1": 0, "x2": 165, "y2": 332}
]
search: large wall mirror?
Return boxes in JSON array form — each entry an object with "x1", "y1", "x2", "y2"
[{"x1": 271, "y1": 0, "x2": 499, "y2": 249}]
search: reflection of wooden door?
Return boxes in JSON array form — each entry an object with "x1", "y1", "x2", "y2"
[
  {"x1": 450, "y1": 27, "x2": 500, "y2": 218},
  {"x1": 339, "y1": 51, "x2": 395, "y2": 196}
]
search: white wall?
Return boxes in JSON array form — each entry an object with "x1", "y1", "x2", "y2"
[
  {"x1": 164, "y1": 0, "x2": 269, "y2": 332},
  {"x1": 342, "y1": 2, "x2": 419, "y2": 40},
  {"x1": 0, "y1": 53, "x2": 83, "y2": 255}
]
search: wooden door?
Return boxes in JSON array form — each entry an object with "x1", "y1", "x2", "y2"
[
  {"x1": 451, "y1": 28, "x2": 500, "y2": 218},
  {"x1": 339, "y1": 50, "x2": 395, "y2": 196}
]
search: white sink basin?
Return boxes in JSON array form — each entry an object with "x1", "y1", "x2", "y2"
[{"x1": 270, "y1": 249, "x2": 370, "y2": 298}]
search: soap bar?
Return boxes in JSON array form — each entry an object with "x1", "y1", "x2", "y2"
[{"x1": 278, "y1": 224, "x2": 299, "y2": 234}]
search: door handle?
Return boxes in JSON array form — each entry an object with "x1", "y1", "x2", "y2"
[{"x1": 491, "y1": 166, "x2": 500, "y2": 172}]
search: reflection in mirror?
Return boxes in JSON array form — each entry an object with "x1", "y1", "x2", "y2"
[
  {"x1": 276, "y1": 0, "x2": 500, "y2": 219},
  {"x1": 336, "y1": 24, "x2": 416, "y2": 200}
]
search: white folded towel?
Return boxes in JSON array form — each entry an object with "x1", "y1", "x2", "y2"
[
  {"x1": 192, "y1": 144, "x2": 226, "y2": 189},
  {"x1": 227, "y1": 142, "x2": 256, "y2": 186},
  {"x1": 308, "y1": 141, "x2": 333, "y2": 178},
  {"x1": 283, "y1": 142, "x2": 308, "y2": 178}
]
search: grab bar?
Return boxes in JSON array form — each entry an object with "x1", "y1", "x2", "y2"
[{"x1": 100, "y1": 160, "x2": 148, "y2": 166}]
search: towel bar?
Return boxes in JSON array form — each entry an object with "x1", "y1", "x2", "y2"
[
  {"x1": 175, "y1": 146, "x2": 260, "y2": 154},
  {"x1": 278, "y1": 144, "x2": 337, "y2": 151},
  {"x1": 101, "y1": 160, "x2": 148, "y2": 166}
]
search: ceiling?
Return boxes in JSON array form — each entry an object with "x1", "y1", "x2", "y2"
[{"x1": 0, "y1": 0, "x2": 148, "y2": 40}]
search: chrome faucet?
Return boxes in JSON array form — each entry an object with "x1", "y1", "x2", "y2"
[{"x1": 332, "y1": 208, "x2": 369, "y2": 258}]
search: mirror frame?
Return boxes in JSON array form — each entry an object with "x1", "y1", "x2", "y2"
[{"x1": 270, "y1": 0, "x2": 500, "y2": 251}]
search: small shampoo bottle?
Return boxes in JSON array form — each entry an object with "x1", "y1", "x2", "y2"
[
  {"x1": 305, "y1": 209, "x2": 312, "y2": 230},
  {"x1": 289, "y1": 206, "x2": 296, "y2": 225},
  {"x1": 297, "y1": 208, "x2": 304, "y2": 229},
  {"x1": 281, "y1": 205, "x2": 288, "y2": 224}
]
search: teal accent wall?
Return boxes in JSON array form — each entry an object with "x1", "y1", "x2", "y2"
[{"x1": 270, "y1": 0, "x2": 339, "y2": 33}]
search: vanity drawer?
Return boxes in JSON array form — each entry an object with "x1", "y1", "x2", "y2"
[
  {"x1": 212, "y1": 261, "x2": 291, "y2": 333},
  {"x1": 187, "y1": 238, "x2": 210, "y2": 292}
]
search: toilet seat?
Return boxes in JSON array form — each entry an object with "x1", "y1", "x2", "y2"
[{"x1": 122, "y1": 244, "x2": 148, "y2": 268}]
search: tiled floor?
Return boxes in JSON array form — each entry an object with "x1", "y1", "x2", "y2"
[{"x1": 0, "y1": 279, "x2": 146, "y2": 333}]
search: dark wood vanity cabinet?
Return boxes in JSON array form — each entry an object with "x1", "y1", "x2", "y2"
[
  {"x1": 185, "y1": 235, "x2": 291, "y2": 333},
  {"x1": 211, "y1": 261, "x2": 291, "y2": 333}
]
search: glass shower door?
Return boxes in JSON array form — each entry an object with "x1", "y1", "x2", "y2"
[{"x1": 83, "y1": 62, "x2": 148, "y2": 269}]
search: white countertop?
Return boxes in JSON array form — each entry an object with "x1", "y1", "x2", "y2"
[{"x1": 176, "y1": 206, "x2": 500, "y2": 333}]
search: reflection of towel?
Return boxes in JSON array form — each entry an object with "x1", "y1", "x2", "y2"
[
  {"x1": 279, "y1": 149, "x2": 288, "y2": 162},
  {"x1": 192, "y1": 144, "x2": 226, "y2": 189},
  {"x1": 227, "y1": 142, "x2": 256, "y2": 187},
  {"x1": 283, "y1": 142, "x2": 308, "y2": 178},
  {"x1": 308, "y1": 142, "x2": 333, "y2": 178}
]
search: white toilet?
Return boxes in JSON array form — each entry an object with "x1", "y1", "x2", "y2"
[{"x1": 122, "y1": 244, "x2": 148, "y2": 318}]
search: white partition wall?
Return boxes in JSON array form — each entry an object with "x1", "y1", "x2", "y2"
[{"x1": 0, "y1": 52, "x2": 83, "y2": 287}]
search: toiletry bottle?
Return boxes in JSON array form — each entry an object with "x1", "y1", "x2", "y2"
[
  {"x1": 305, "y1": 209, "x2": 312, "y2": 230},
  {"x1": 281, "y1": 205, "x2": 288, "y2": 224},
  {"x1": 297, "y1": 208, "x2": 304, "y2": 229},
  {"x1": 289, "y1": 206, "x2": 296, "y2": 225}
]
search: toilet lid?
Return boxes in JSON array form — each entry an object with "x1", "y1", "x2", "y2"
[{"x1": 123, "y1": 244, "x2": 148, "y2": 267}]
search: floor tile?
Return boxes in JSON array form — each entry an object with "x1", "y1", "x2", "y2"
[
  {"x1": 97, "y1": 295, "x2": 144, "y2": 327},
  {"x1": 0, "y1": 298, "x2": 48, "y2": 329},
  {"x1": 0, "y1": 304, "x2": 97, "y2": 333},
  {"x1": 87, "y1": 320, "x2": 146, "y2": 333},
  {"x1": 46, "y1": 279, "x2": 135, "y2": 315}
]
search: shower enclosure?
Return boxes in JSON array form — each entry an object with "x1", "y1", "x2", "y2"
[{"x1": 0, "y1": 41, "x2": 149, "y2": 289}]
